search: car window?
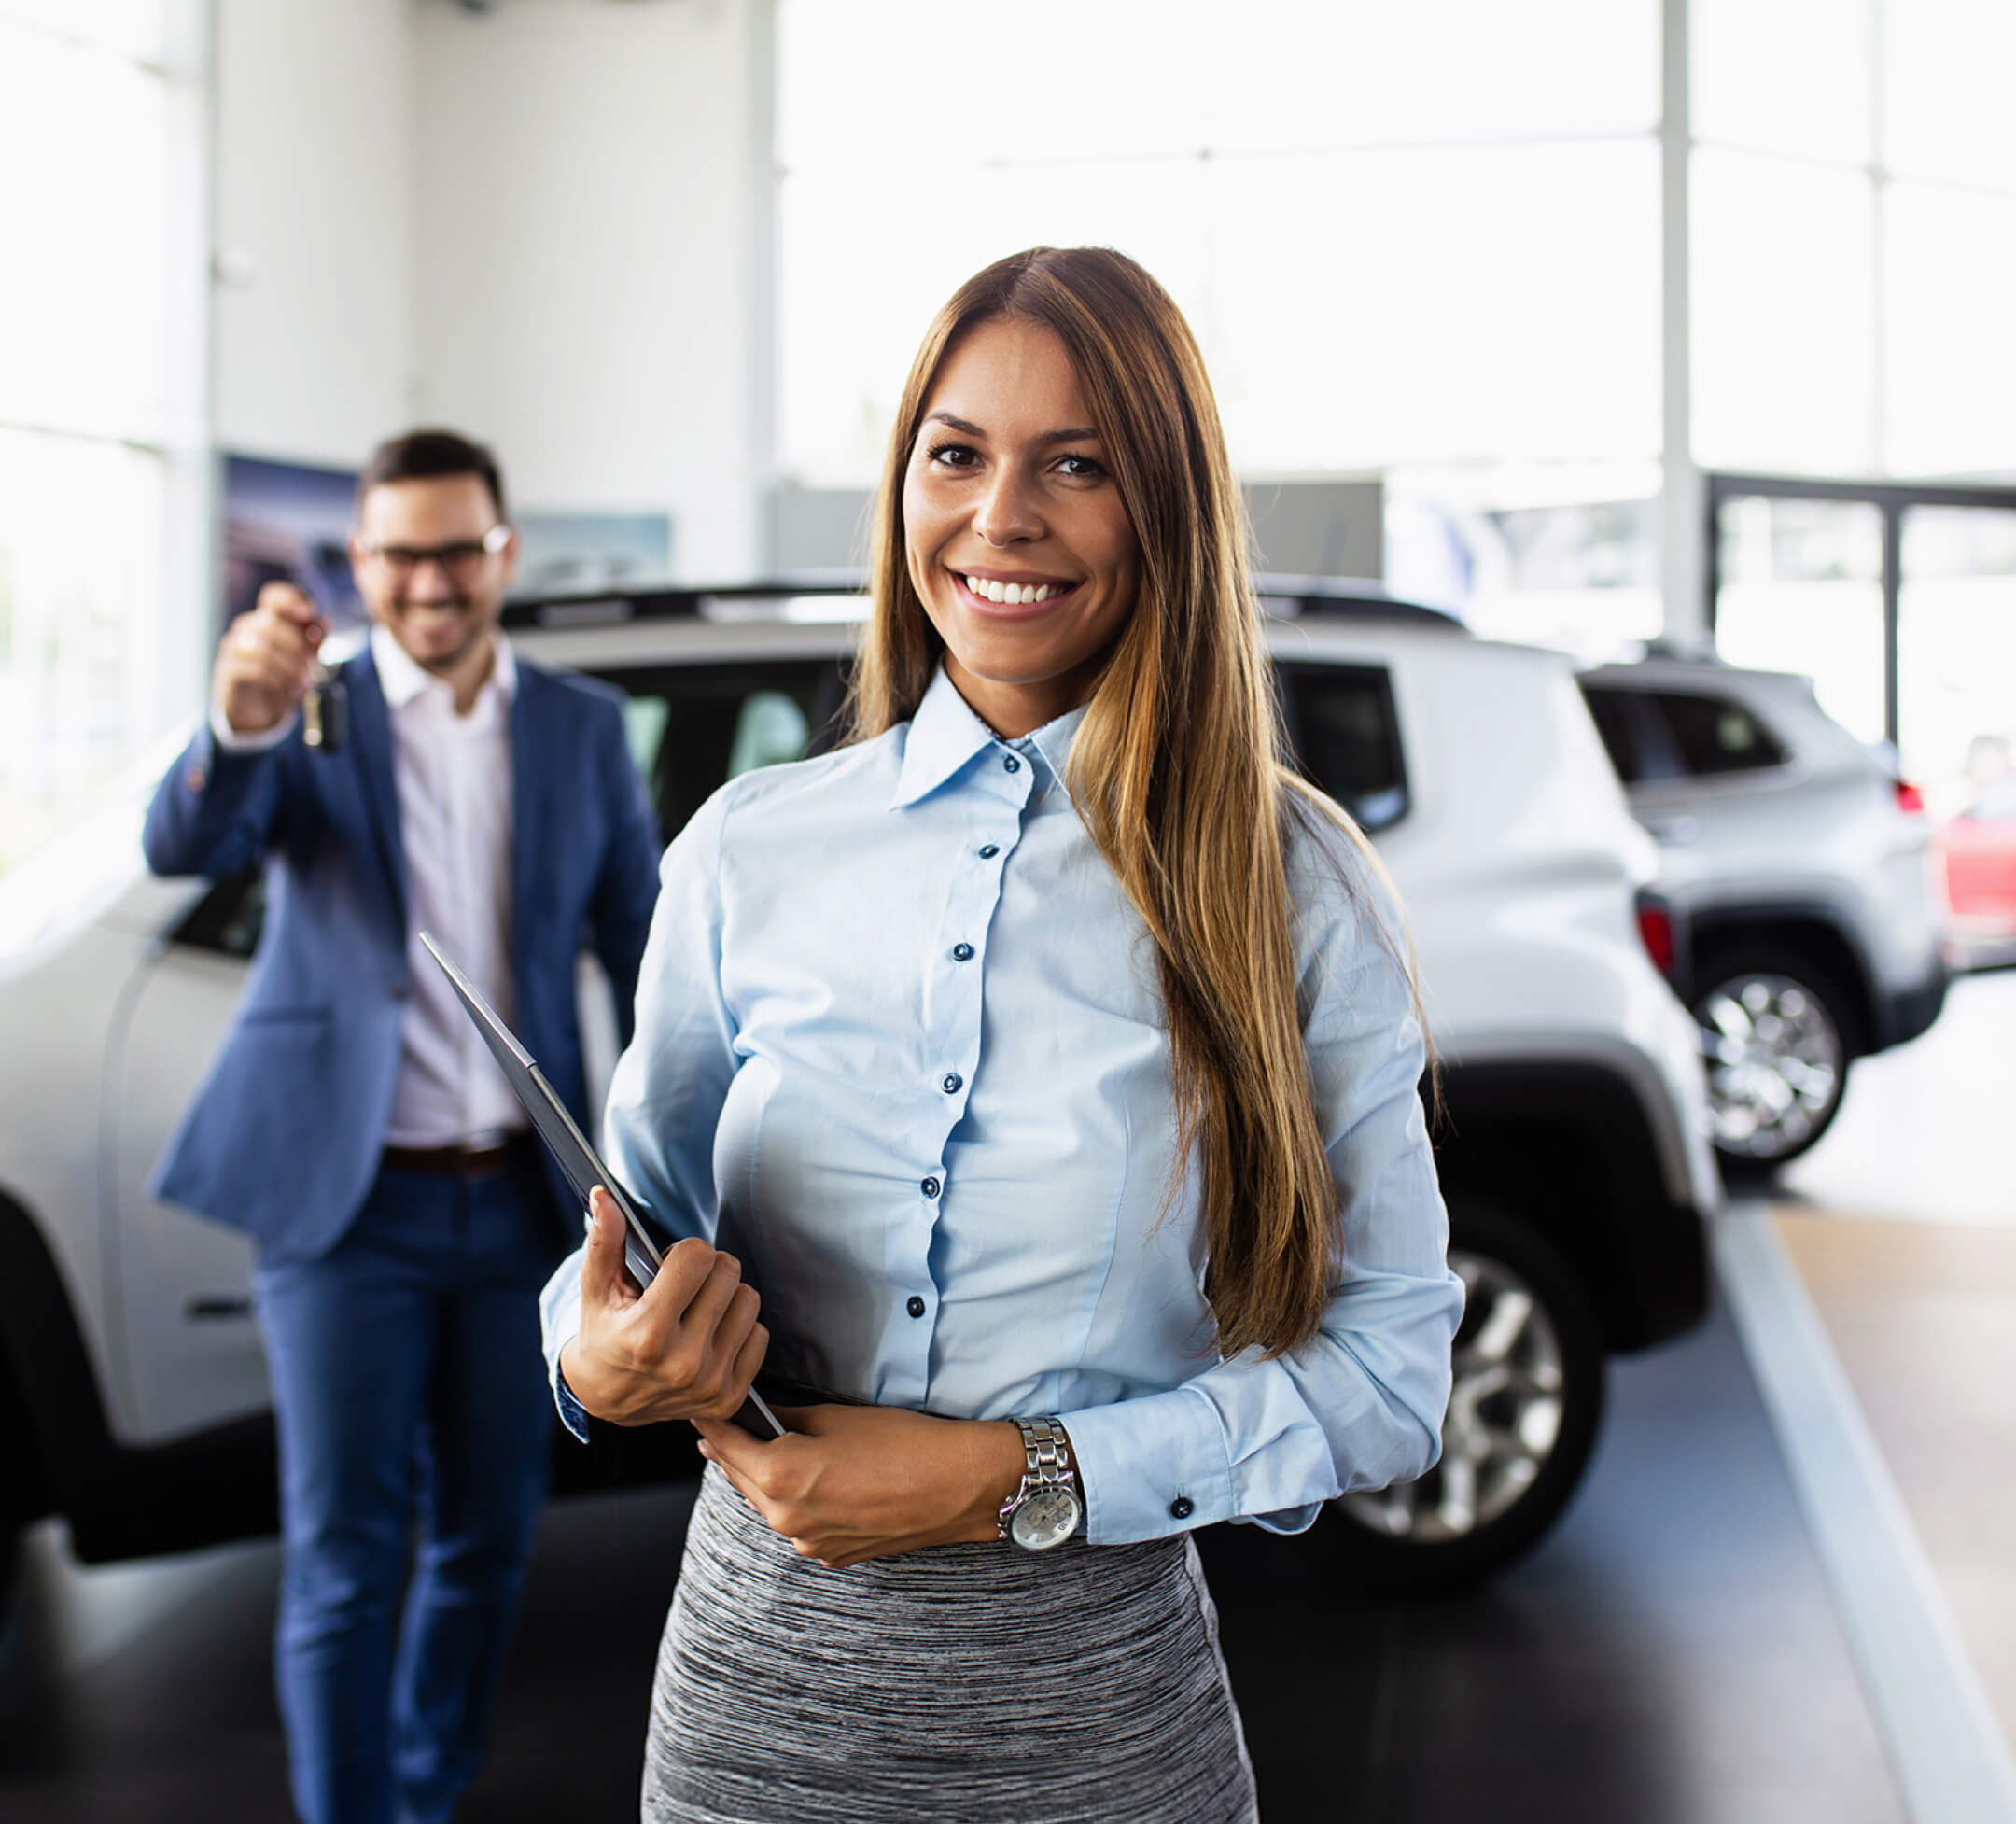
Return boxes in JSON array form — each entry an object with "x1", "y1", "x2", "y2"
[
  {"x1": 1578, "y1": 684, "x2": 1647, "y2": 783},
  {"x1": 590, "y1": 661, "x2": 847, "y2": 842},
  {"x1": 1276, "y1": 664, "x2": 1409, "y2": 835},
  {"x1": 1644, "y1": 691, "x2": 1789, "y2": 778}
]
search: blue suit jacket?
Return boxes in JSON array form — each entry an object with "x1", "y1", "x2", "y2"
[{"x1": 141, "y1": 646, "x2": 663, "y2": 1261}]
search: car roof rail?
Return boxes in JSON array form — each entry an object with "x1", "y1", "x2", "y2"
[
  {"x1": 1254, "y1": 575, "x2": 1467, "y2": 631},
  {"x1": 501, "y1": 574, "x2": 867, "y2": 630},
  {"x1": 502, "y1": 571, "x2": 1467, "y2": 633}
]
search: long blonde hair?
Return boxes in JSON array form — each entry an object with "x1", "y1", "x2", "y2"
[{"x1": 846, "y1": 246, "x2": 1397, "y2": 1358}]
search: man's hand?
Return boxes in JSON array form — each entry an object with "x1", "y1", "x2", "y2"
[
  {"x1": 558, "y1": 1186, "x2": 768, "y2": 1427},
  {"x1": 693, "y1": 1404, "x2": 1029, "y2": 1570},
  {"x1": 213, "y1": 582, "x2": 326, "y2": 737}
]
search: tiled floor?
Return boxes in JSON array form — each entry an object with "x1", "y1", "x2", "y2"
[
  {"x1": 1776, "y1": 968, "x2": 2016, "y2": 1228},
  {"x1": 1769, "y1": 963, "x2": 2016, "y2": 1758},
  {"x1": 1774, "y1": 1213, "x2": 2016, "y2": 1753}
]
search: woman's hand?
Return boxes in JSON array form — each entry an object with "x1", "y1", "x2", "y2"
[
  {"x1": 693, "y1": 1404, "x2": 1030, "y2": 1570},
  {"x1": 558, "y1": 1186, "x2": 769, "y2": 1427}
]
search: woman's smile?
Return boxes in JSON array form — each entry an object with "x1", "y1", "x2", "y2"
[{"x1": 948, "y1": 568, "x2": 1083, "y2": 613}]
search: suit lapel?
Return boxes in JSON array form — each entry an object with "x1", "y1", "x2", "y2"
[
  {"x1": 347, "y1": 648, "x2": 409, "y2": 933},
  {"x1": 510, "y1": 659, "x2": 550, "y2": 987}
]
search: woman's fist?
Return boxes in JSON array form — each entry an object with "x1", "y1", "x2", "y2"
[{"x1": 558, "y1": 1187, "x2": 769, "y2": 1427}]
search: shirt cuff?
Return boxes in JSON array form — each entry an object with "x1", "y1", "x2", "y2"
[
  {"x1": 209, "y1": 701, "x2": 297, "y2": 753},
  {"x1": 553, "y1": 1363, "x2": 592, "y2": 1444},
  {"x1": 1057, "y1": 1383, "x2": 1236, "y2": 1544},
  {"x1": 539, "y1": 1249, "x2": 592, "y2": 1443}
]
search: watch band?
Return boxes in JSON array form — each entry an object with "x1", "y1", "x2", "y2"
[{"x1": 999, "y1": 1416, "x2": 1081, "y2": 1546}]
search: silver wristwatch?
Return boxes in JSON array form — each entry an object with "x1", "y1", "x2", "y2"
[{"x1": 998, "y1": 1416, "x2": 1083, "y2": 1551}]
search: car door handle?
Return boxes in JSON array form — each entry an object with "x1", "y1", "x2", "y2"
[
  {"x1": 1640, "y1": 814, "x2": 1701, "y2": 846},
  {"x1": 185, "y1": 1296, "x2": 256, "y2": 1322}
]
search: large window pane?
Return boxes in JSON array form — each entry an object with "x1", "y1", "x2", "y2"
[
  {"x1": 779, "y1": 159, "x2": 1208, "y2": 483},
  {"x1": 1714, "y1": 495, "x2": 1885, "y2": 745},
  {"x1": 777, "y1": 0, "x2": 1208, "y2": 169},
  {"x1": 1204, "y1": 0, "x2": 1658, "y2": 151},
  {"x1": 1210, "y1": 141, "x2": 1660, "y2": 472},
  {"x1": 1429, "y1": 494, "x2": 1663, "y2": 661},
  {"x1": 0, "y1": 21, "x2": 172, "y2": 442},
  {"x1": 1692, "y1": 149, "x2": 1876, "y2": 475},
  {"x1": 1693, "y1": 0, "x2": 1873, "y2": 164},
  {"x1": 1883, "y1": 183, "x2": 2016, "y2": 478},
  {"x1": 0, "y1": 0, "x2": 166, "y2": 60},
  {"x1": 0, "y1": 431, "x2": 167, "y2": 871},
  {"x1": 1884, "y1": 0, "x2": 2016, "y2": 193}
]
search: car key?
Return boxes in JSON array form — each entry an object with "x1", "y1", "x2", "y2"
[{"x1": 302, "y1": 660, "x2": 347, "y2": 753}]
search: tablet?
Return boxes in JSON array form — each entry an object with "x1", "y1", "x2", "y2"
[{"x1": 419, "y1": 931, "x2": 785, "y2": 1440}]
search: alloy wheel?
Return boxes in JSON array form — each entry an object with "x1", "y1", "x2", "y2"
[
  {"x1": 1696, "y1": 972, "x2": 1843, "y2": 1161},
  {"x1": 1337, "y1": 1247, "x2": 1565, "y2": 1544}
]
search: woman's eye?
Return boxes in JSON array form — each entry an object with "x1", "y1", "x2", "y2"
[
  {"x1": 1056, "y1": 453, "x2": 1108, "y2": 480},
  {"x1": 927, "y1": 441, "x2": 980, "y2": 470}
]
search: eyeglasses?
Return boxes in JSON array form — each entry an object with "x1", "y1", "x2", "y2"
[{"x1": 357, "y1": 522, "x2": 511, "y2": 580}]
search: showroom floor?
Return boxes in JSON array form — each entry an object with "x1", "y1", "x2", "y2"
[{"x1": 1, "y1": 975, "x2": 2011, "y2": 1823}]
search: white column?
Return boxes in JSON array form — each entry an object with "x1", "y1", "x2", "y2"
[
  {"x1": 162, "y1": 0, "x2": 218, "y2": 727},
  {"x1": 744, "y1": 0, "x2": 778, "y2": 576},
  {"x1": 1660, "y1": 0, "x2": 1706, "y2": 652}
]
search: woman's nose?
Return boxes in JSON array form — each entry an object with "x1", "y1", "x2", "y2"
[{"x1": 972, "y1": 467, "x2": 1043, "y2": 546}]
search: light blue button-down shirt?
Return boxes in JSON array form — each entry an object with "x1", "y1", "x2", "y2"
[{"x1": 539, "y1": 666, "x2": 1463, "y2": 1544}]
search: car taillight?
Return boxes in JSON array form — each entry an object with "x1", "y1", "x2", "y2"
[
  {"x1": 1896, "y1": 779, "x2": 1926, "y2": 815},
  {"x1": 1635, "y1": 892, "x2": 1676, "y2": 978}
]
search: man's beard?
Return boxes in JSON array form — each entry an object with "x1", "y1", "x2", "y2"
[{"x1": 394, "y1": 596, "x2": 485, "y2": 671}]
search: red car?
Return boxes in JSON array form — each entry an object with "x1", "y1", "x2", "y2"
[{"x1": 1935, "y1": 774, "x2": 2016, "y2": 967}]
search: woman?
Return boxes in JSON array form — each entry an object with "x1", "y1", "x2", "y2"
[{"x1": 541, "y1": 246, "x2": 1464, "y2": 1823}]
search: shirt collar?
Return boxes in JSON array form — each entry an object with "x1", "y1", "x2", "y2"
[
  {"x1": 888, "y1": 665, "x2": 1090, "y2": 811},
  {"x1": 370, "y1": 623, "x2": 517, "y2": 712}
]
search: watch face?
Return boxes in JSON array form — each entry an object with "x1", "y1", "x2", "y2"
[{"x1": 1011, "y1": 1485, "x2": 1082, "y2": 1551}]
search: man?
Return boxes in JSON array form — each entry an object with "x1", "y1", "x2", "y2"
[{"x1": 143, "y1": 429, "x2": 663, "y2": 1824}]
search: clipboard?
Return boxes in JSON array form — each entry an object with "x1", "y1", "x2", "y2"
[{"x1": 419, "y1": 930, "x2": 786, "y2": 1440}]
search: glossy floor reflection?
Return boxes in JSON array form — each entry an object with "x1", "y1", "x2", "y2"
[{"x1": 0, "y1": 1299, "x2": 1900, "y2": 1823}]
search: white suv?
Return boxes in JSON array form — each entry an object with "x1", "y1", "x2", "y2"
[
  {"x1": 0, "y1": 582, "x2": 1718, "y2": 1601},
  {"x1": 1578, "y1": 656, "x2": 1949, "y2": 1170}
]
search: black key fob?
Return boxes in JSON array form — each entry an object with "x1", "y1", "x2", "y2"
[{"x1": 303, "y1": 667, "x2": 347, "y2": 753}]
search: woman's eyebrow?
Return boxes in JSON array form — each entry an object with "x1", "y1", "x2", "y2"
[{"x1": 924, "y1": 410, "x2": 1100, "y2": 446}]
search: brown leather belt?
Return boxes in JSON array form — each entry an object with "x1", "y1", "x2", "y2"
[{"x1": 381, "y1": 1133, "x2": 535, "y2": 1179}]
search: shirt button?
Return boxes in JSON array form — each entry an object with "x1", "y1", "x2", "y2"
[
  {"x1": 1003, "y1": 755, "x2": 1021, "y2": 773},
  {"x1": 951, "y1": 942, "x2": 974, "y2": 962},
  {"x1": 979, "y1": 844, "x2": 1000, "y2": 859},
  {"x1": 1169, "y1": 1495, "x2": 1195, "y2": 1521},
  {"x1": 942, "y1": 1073, "x2": 962, "y2": 1094},
  {"x1": 906, "y1": 1295, "x2": 926, "y2": 1319},
  {"x1": 920, "y1": 1176, "x2": 941, "y2": 1198}
]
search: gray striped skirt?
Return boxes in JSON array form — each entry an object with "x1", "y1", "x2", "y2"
[{"x1": 640, "y1": 1464, "x2": 1258, "y2": 1823}]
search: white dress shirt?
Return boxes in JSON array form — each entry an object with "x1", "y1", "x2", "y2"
[
  {"x1": 539, "y1": 666, "x2": 1463, "y2": 1544},
  {"x1": 213, "y1": 624, "x2": 525, "y2": 1148}
]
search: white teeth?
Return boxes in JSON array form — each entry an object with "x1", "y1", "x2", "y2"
[{"x1": 964, "y1": 574, "x2": 1062, "y2": 605}]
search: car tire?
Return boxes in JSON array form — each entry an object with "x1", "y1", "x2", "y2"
[
  {"x1": 1692, "y1": 946, "x2": 1852, "y2": 1171},
  {"x1": 1323, "y1": 1198, "x2": 1605, "y2": 1592}
]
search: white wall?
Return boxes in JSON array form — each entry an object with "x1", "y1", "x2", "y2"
[
  {"x1": 411, "y1": 0, "x2": 775, "y2": 579},
  {"x1": 211, "y1": 0, "x2": 414, "y2": 464}
]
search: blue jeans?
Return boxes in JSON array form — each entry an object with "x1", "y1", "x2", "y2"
[{"x1": 255, "y1": 1153, "x2": 560, "y2": 1824}]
